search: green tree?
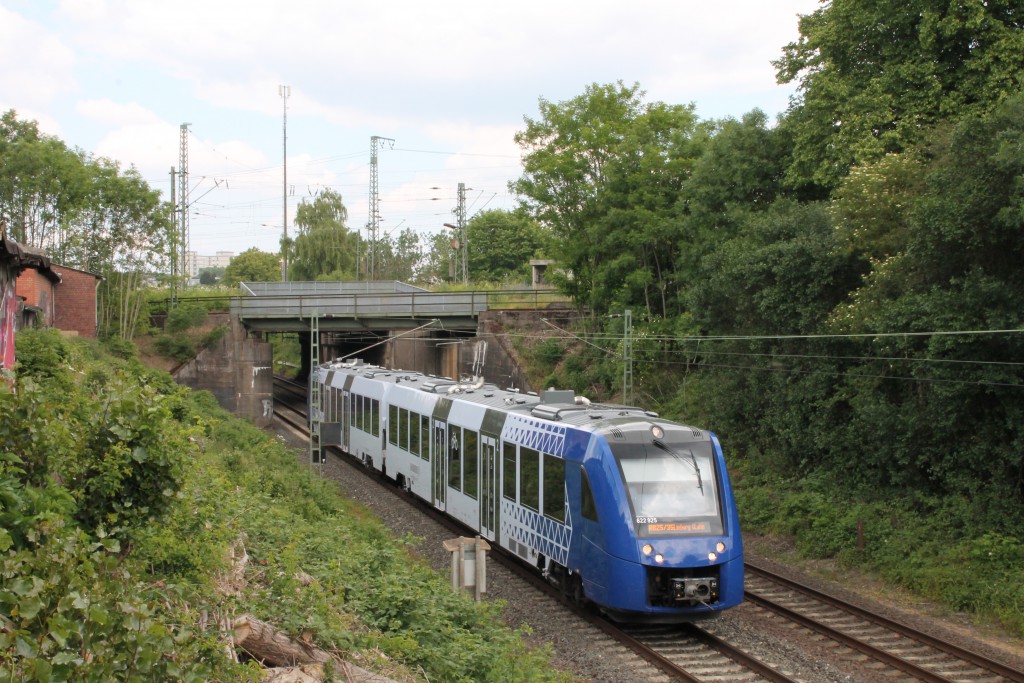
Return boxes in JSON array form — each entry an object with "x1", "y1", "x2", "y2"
[
  {"x1": 198, "y1": 267, "x2": 224, "y2": 285},
  {"x1": 1, "y1": 111, "x2": 172, "y2": 341},
  {"x1": 820, "y1": 96, "x2": 1024, "y2": 525},
  {"x1": 68, "y1": 159, "x2": 171, "y2": 340},
  {"x1": 417, "y1": 230, "x2": 457, "y2": 284},
  {"x1": 775, "y1": 0, "x2": 1024, "y2": 190},
  {"x1": 290, "y1": 188, "x2": 358, "y2": 281},
  {"x1": 375, "y1": 227, "x2": 421, "y2": 282},
  {"x1": 223, "y1": 247, "x2": 281, "y2": 285},
  {"x1": 512, "y1": 81, "x2": 703, "y2": 316},
  {"x1": 0, "y1": 110, "x2": 90, "y2": 253},
  {"x1": 466, "y1": 209, "x2": 545, "y2": 283}
]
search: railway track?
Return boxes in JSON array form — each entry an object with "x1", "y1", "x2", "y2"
[
  {"x1": 271, "y1": 376, "x2": 1024, "y2": 683},
  {"x1": 743, "y1": 564, "x2": 1024, "y2": 683}
]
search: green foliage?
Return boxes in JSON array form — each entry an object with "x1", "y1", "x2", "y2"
[
  {"x1": 736, "y1": 473, "x2": 1024, "y2": 636},
  {"x1": 290, "y1": 188, "x2": 359, "y2": 281},
  {"x1": 200, "y1": 324, "x2": 228, "y2": 349},
  {"x1": 775, "y1": 0, "x2": 1024, "y2": 189},
  {"x1": 102, "y1": 335, "x2": 138, "y2": 360},
  {"x1": 165, "y1": 302, "x2": 208, "y2": 333},
  {"x1": 145, "y1": 287, "x2": 238, "y2": 317},
  {"x1": 11, "y1": 328, "x2": 73, "y2": 388},
  {"x1": 153, "y1": 334, "x2": 196, "y2": 362},
  {"x1": 2, "y1": 331, "x2": 569, "y2": 680},
  {"x1": 512, "y1": 81, "x2": 704, "y2": 317},
  {"x1": 0, "y1": 525, "x2": 251, "y2": 682},
  {"x1": 0, "y1": 333, "x2": 249, "y2": 680},
  {"x1": 223, "y1": 247, "x2": 281, "y2": 285},
  {"x1": 5, "y1": 331, "x2": 195, "y2": 540},
  {"x1": 467, "y1": 209, "x2": 547, "y2": 282}
]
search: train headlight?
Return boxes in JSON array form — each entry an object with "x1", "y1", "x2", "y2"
[
  {"x1": 654, "y1": 553, "x2": 665, "y2": 564},
  {"x1": 651, "y1": 425, "x2": 665, "y2": 439},
  {"x1": 716, "y1": 542, "x2": 726, "y2": 553},
  {"x1": 708, "y1": 552, "x2": 718, "y2": 562},
  {"x1": 642, "y1": 544, "x2": 654, "y2": 556}
]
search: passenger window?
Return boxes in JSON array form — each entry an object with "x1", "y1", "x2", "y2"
[
  {"x1": 389, "y1": 405, "x2": 399, "y2": 446},
  {"x1": 502, "y1": 442, "x2": 516, "y2": 501},
  {"x1": 420, "y1": 415, "x2": 430, "y2": 460},
  {"x1": 400, "y1": 408, "x2": 410, "y2": 450},
  {"x1": 410, "y1": 412, "x2": 420, "y2": 456},
  {"x1": 464, "y1": 430, "x2": 478, "y2": 499},
  {"x1": 581, "y1": 467, "x2": 598, "y2": 522},
  {"x1": 520, "y1": 447, "x2": 540, "y2": 511},
  {"x1": 370, "y1": 399, "x2": 379, "y2": 436},
  {"x1": 543, "y1": 454, "x2": 565, "y2": 522},
  {"x1": 448, "y1": 426, "x2": 462, "y2": 490}
]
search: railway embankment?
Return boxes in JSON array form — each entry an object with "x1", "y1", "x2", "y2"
[{"x1": 2, "y1": 329, "x2": 574, "y2": 682}]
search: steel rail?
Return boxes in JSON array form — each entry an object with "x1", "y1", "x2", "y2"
[{"x1": 747, "y1": 562, "x2": 1024, "y2": 682}]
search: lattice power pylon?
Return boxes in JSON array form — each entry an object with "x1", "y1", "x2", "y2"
[
  {"x1": 178, "y1": 123, "x2": 191, "y2": 284},
  {"x1": 367, "y1": 135, "x2": 394, "y2": 279}
]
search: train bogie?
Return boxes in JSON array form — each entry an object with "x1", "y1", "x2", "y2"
[{"x1": 311, "y1": 360, "x2": 743, "y2": 622}]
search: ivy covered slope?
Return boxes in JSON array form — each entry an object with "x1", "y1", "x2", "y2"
[{"x1": 0, "y1": 329, "x2": 571, "y2": 683}]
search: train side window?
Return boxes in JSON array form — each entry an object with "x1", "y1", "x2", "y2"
[
  {"x1": 464, "y1": 430, "x2": 478, "y2": 499},
  {"x1": 370, "y1": 399, "x2": 379, "y2": 437},
  {"x1": 410, "y1": 411, "x2": 420, "y2": 456},
  {"x1": 448, "y1": 425, "x2": 462, "y2": 490},
  {"x1": 419, "y1": 415, "x2": 430, "y2": 460},
  {"x1": 399, "y1": 408, "x2": 410, "y2": 450},
  {"x1": 502, "y1": 442, "x2": 516, "y2": 501},
  {"x1": 352, "y1": 393, "x2": 361, "y2": 430},
  {"x1": 543, "y1": 454, "x2": 566, "y2": 522},
  {"x1": 388, "y1": 405, "x2": 399, "y2": 446},
  {"x1": 581, "y1": 467, "x2": 599, "y2": 522},
  {"x1": 520, "y1": 446, "x2": 540, "y2": 511}
]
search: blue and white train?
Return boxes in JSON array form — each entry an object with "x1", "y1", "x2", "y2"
[{"x1": 311, "y1": 359, "x2": 743, "y2": 622}]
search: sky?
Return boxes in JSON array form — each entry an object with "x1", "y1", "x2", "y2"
[{"x1": 1, "y1": 0, "x2": 822, "y2": 259}]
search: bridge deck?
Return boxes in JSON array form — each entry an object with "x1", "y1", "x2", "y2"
[{"x1": 230, "y1": 281, "x2": 564, "y2": 333}]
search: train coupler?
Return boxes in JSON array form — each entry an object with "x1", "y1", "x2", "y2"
[{"x1": 671, "y1": 577, "x2": 719, "y2": 603}]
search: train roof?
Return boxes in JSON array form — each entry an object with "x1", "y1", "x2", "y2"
[{"x1": 317, "y1": 360, "x2": 706, "y2": 435}]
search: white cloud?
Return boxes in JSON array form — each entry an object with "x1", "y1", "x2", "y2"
[
  {"x1": 15, "y1": 0, "x2": 820, "y2": 257},
  {"x1": 0, "y1": 5, "x2": 77, "y2": 130}
]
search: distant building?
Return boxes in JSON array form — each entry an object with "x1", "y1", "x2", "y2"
[{"x1": 186, "y1": 250, "x2": 234, "y2": 277}]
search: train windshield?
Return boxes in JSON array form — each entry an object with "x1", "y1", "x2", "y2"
[{"x1": 614, "y1": 439, "x2": 723, "y2": 537}]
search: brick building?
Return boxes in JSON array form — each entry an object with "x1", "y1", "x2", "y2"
[
  {"x1": 14, "y1": 259, "x2": 61, "y2": 329},
  {"x1": 50, "y1": 265, "x2": 102, "y2": 338},
  {"x1": 12, "y1": 255, "x2": 102, "y2": 339},
  {"x1": 1, "y1": 236, "x2": 53, "y2": 373}
]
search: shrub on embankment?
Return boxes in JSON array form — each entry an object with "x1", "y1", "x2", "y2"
[{"x1": 0, "y1": 329, "x2": 572, "y2": 682}]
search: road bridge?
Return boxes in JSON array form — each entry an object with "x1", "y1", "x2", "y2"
[
  {"x1": 230, "y1": 281, "x2": 492, "y2": 333},
  {"x1": 177, "y1": 280, "x2": 570, "y2": 426}
]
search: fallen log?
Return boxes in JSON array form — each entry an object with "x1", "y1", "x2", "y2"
[{"x1": 232, "y1": 614, "x2": 333, "y2": 668}]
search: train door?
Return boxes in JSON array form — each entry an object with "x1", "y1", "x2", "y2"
[
  {"x1": 480, "y1": 435, "x2": 499, "y2": 540},
  {"x1": 342, "y1": 391, "x2": 350, "y2": 452},
  {"x1": 432, "y1": 420, "x2": 447, "y2": 511}
]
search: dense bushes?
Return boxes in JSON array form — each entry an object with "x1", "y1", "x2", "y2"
[
  {"x1": 0, "y1": 329, "x2": 248, "y2": 681},
  {"x1": 0, "y1": 329, "x2": 571, "y2": 681}
]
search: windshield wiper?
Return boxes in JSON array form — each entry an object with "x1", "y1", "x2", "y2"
[{"x1": 653, "y1": 439, "x2": 704, "y2": 494}]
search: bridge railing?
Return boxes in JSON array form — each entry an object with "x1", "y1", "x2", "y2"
[{"x1": 230, "y1": 287, "x2": 569, "y2": 319}]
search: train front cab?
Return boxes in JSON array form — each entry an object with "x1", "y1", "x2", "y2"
[{"x1": 573, "y1": 423, "x2": 743, "y2": 623}]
